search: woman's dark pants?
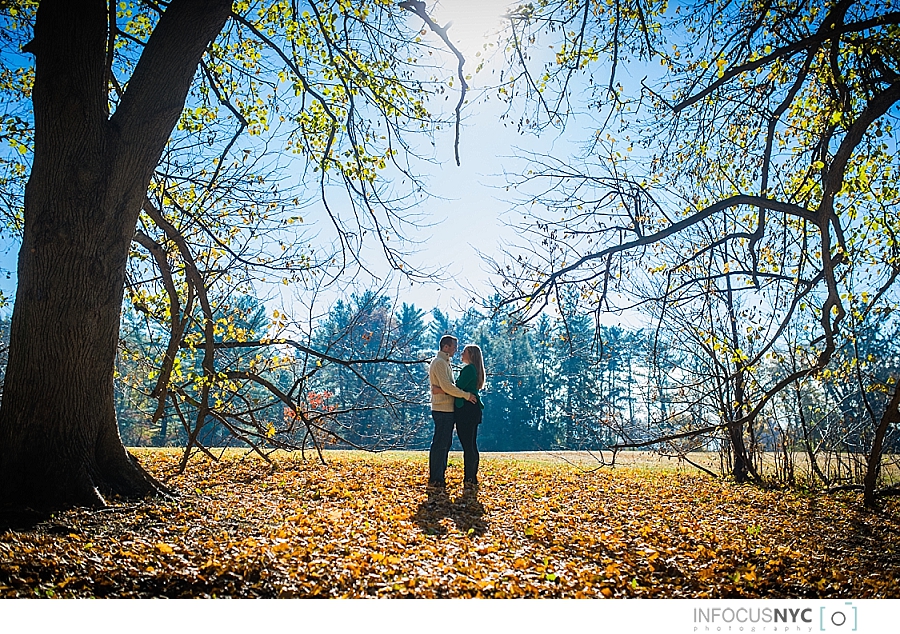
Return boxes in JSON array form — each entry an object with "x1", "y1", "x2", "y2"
[{"x1": 455, "y1": 401, "x2": 482, "y2": 484}]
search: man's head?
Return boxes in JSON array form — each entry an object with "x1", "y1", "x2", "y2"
[{"x1": 439, "y1": 334, "x2": 458, "y2": 356}]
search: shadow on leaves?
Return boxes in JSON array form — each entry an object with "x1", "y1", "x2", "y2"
[{"x1": 413, "y1": 487, "x2": 487, "y2": 537}]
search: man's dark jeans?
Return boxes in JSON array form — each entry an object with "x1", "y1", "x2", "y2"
[{"x1": 428, "y1": 411, "x2": 455, "y2": 485}]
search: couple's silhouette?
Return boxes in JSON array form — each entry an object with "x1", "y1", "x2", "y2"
[{"x1": 426, "y1": 334, "x2": 486, "y2": 491}]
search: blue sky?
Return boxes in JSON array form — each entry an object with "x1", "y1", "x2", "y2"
[
  {"x1": 331, "y1": 0, "x2": 603, "y2": 315},
  {"x1": 0, "y1": 1, "x2": 639, "y2": 326},
  {"x1": 0, "y1": 1, "x2": 531, "y2": 318}
]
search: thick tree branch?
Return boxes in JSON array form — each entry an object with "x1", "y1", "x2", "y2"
[
  {"x1": 132, "y1": 229, "x2": 186, "y2": 405},
  {"x1": 673, "y1": 10, "x2": 900, "y2": 112},
  {"x1": 143, "y1": 197, "x2": 219, "y2": 473},
  {"x1": 112, "y1": 0, "x2": 231, "y2": 163},
  {"x1": 501, "y1": 194, "x2": 816, "y2": 313}
]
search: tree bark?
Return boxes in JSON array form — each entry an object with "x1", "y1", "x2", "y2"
[
  {"x1": 724, "y1": 267, "x2": 756, "y2": 484},
  {"x1": 863, "y1": 380, "x2": 900, "y2": 508},
  {"x1": 0, "y1": 0, "x2": 231, "y2": 510}
]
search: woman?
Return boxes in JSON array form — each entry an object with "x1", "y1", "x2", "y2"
[{"x1": 453, "y1": 344, "x2": 485, "y2": 488}]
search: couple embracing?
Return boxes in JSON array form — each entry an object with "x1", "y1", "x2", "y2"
[{"x1": 427, "y1": 335, "x2": 486, "y2": 490}]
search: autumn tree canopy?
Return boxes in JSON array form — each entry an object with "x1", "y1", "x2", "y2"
[
  {"x1": 2, "y1": 0, "x2": 898, "y2": 512},
  {"x1": 0, "y1": 0, "x2": 467, "y2": 511},
  {"x1": 493, "y1": 0, "x2": 900, "y2": 501}
]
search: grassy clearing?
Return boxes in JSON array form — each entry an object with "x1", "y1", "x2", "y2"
[{"x1": 0, "y1": 449, "x2": 898, "y2": 598}]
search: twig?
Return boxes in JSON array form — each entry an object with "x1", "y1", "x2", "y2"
[{"x1": 399, "y1": 0, "x2": 467, "y2": 166}]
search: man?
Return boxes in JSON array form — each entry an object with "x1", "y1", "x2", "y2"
[{"x1": 428, "y1": 335, "x2": 476, "y2": 488}]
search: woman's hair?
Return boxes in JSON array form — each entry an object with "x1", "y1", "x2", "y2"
[{"x1": 463, "y1": 344, "x2": 485, "y2": 390}]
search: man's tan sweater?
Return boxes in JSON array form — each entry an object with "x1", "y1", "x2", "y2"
[{"x1": 429, "y1": 350, "x2": 471, "y2": 412}]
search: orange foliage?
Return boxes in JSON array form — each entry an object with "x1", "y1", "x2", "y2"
[
  {"x1": 0, "y1": 451, "x2": 898, "y2": 598},
  {"x1": 285, "y1": 390, "x2": 336, "y2": 421}
]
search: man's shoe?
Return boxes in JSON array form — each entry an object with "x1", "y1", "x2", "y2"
[
  {"x1": 463, "y1": 480, "x2": 478, "y2": 490},
  {"x1": 427, "y1": 480, "x2": 446, "y2": 489}
]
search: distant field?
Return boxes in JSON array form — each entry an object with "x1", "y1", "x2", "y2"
[
  {"x1": 176, "y1": 447, "x2": 897, "y2": 479},
  {"x1": 1, "y1": 449, "x2": 898, "y2": 598},
  {"x1": 145, "y1": 448, "x2": 727, "y2": 471},
  {"x1": 176, "y1": 448, "x2": 727, "y2": 470}
]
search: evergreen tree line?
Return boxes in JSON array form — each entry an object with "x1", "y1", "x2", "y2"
[
  {"x1": 2, "y1": 288, "x2": 896, "y2": 475},
  {"x1": 90, "y1": 289, "x2": 891, "y2": 468},
  {"x1": 106, "y1": 290, "x2": 653, "y2": 453}
]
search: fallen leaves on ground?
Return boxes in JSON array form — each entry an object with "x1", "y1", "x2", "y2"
[{"x1": 1, "y1": 450, "x2": 898, "y2": 598}]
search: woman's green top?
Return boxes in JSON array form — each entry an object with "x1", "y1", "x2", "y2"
[{"x1": 455, "y1": 363, "x2": 484, "y2": 410}]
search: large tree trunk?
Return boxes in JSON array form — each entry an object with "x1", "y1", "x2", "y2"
[{"x1": 0, "y1": 0, "x2": 231, "y2": 511}]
